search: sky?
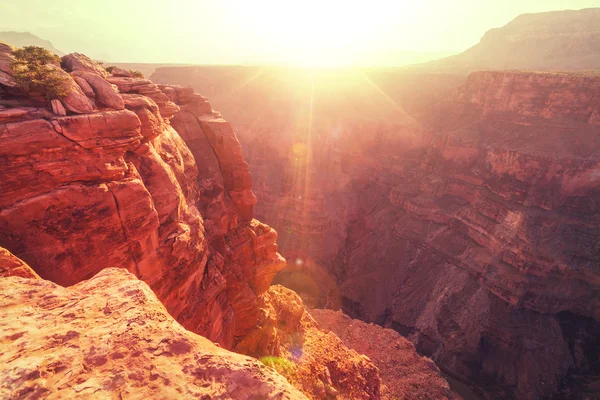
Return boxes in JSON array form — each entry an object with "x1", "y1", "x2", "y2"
[{"x1": 0, "y1": 0, "x2": 599, "y2": 65}]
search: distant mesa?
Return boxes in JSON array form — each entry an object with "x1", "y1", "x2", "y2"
[
  {"x1": 0, "y1": 31, "x2": 64, "y2": 56},
  {"x1": 424, "y1": 8, "x2": 600, "y2": 71}
]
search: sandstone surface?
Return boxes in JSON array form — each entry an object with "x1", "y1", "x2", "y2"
[{"x1": 0, "y1": 260, "x2": 306, "y2": 399}]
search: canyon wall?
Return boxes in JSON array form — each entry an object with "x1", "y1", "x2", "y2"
[
  {"x1": 330, "y1": 72, "x2": 600, "y2": 400},
  {"x1": 152, "y1": 66, "x2": 600, "y2": 399},
  {"x1": 0, "y1": 49, "x2": 284, "y2": 352}
]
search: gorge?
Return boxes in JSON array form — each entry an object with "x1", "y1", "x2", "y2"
[
  {"x1": 1, "y1": 6, "x2": 600, "y2": 400},
  {"x1": 150, "y1": 12, "x2": 600, "y2": 396}
]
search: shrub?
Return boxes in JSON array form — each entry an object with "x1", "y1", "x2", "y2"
[
  {"x1": 105, "y1": 65, "x2": 116, "y2": 74},
  {"x1": 259, "y1": 356, "x2": 296, "y2": 375},
  {"x1": 129, "y1": 69, "x2": 144, "y2": 79},
  {"x1": 11, "y1": 46, "x2": 70, "y2": 99}
]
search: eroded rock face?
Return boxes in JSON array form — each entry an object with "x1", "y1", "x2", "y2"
[
  {"x1": 0, "y1": 60, "x2": 285, "y2": 355},
  {"x1": 310, "y1": 309, "x2": 453, "y2": 400},
  {"x1": 0, "y1": 264, "x2": 306, "y2": 399},
  {"x1": 237, "y1": 285, "x2": 383, "y2": 400},
  {"x1": 151, "y1": 67, "x2": 600, "y2": 399}
]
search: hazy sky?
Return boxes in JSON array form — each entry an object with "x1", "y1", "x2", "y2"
[{"x1": 1, "y1": 0, "x2": 599, "y2": 64}]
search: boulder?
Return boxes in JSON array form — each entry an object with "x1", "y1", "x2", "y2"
[
  {"x1": 50, "y1": 99, "x2": 66, "y2": 116},
  {"x1": 72, "y1": 75, "x2": 95, "y2": 97},
  {"x1": 111, "y1": 66, "x2": 133, "y2": 77},
  {"x1": 73, "y1": 70, "x2": 124, "y2": 110},
  {"x1": 61, "y1": 52, "x2": 108, "y2": 78},
  {"x1": 45, "y1": 64, "x2": 95, "y2": 114}
]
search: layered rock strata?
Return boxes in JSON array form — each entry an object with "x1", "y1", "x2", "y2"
[
  {"x1": 151, "y1": 66, "x2": 600, "y2": 400},
  {"x1": 0, "y1": 48, "x2": 284, "y2": 353}
]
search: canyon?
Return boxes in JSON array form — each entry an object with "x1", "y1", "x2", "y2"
[
  {"x1": 2, "y1": 7, "x2": 600, "y2": 399},
  {"x1": 151, "y1": 66, "x2": 600, "y2": 399},
  {"x1": 0, "y1": 43, "x2": 451, "y2": 399}
]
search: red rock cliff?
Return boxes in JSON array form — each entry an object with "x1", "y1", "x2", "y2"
[{"x1": 0, "y1": 47, "x2": 287, "y2": 354}]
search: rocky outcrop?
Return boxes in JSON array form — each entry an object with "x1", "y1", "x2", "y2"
[
  {"x1": 238, "y1": 285, "x2": 383, "y2": 400},
  {"x1": 62, "y1": 53, "x2": 109, "y2": 78},
  {"x1": 0, "y1": 42, "x2": 17, "y2": 87},
  {"x1": 0, "y1": 258, "x2": 305, "y2": 399},
  {"x1": 0, "y1": 51, "x2": 284, "y2": 353},
  {"x1": 0, "y1": 246, "x2": 39, "y2": 279},
  {"x1": 311, "y1": 309, "x2": 453, "y2": 400},
  {"x1": 107, "y1": 77, "x2": 180, "y2": 119},
  {"x1": 151, "y1": 66, "x2": 600, "y2": 400}
]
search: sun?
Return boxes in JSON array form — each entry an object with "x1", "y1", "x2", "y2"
[{"x1": 225, "y1": 1, "x2": 386, "y2": 67}]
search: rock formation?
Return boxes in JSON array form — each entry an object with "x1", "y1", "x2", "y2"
[
  {"x1": 151, "y1": 65, "x2": 600, "y2": 399},
  {"x1": 311, "y1": 309, "x2": 453, "y2": 400},
  {"x1": 238, "y1": 285, "x2": 382, "y2": 399},
  {"x1": 0, "y1": 249, "x2": 305, "y2": 399},
  {"x1": 0, "y1": 48, "x2": 284, "y2": 354}
]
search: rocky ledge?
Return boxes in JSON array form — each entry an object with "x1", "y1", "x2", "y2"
[{"x1": 0, "y1": 247, "x2": 304, "y2": 399}]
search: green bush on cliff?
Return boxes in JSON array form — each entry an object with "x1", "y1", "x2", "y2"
[
  {"x1": 259, "y1": 356, "x2": 297, "y2": 376},
  {"x1": 105, "y1": 65, "x2": 116, "y2": 74},
  {"x1": 129, "y1": 69, "x2": 144, "y2": 79},
  {"x1": 11, "y1": 46, "x2": 69, "y2": 99}
]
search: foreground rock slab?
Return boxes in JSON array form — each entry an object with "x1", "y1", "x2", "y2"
[{"x1": 0, "y1": 266, "x2": 306, "y2": 400}]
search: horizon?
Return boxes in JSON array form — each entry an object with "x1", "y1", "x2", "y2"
[{"x1": 1, "y1": 1, "x2": 599, "y2": 66}]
